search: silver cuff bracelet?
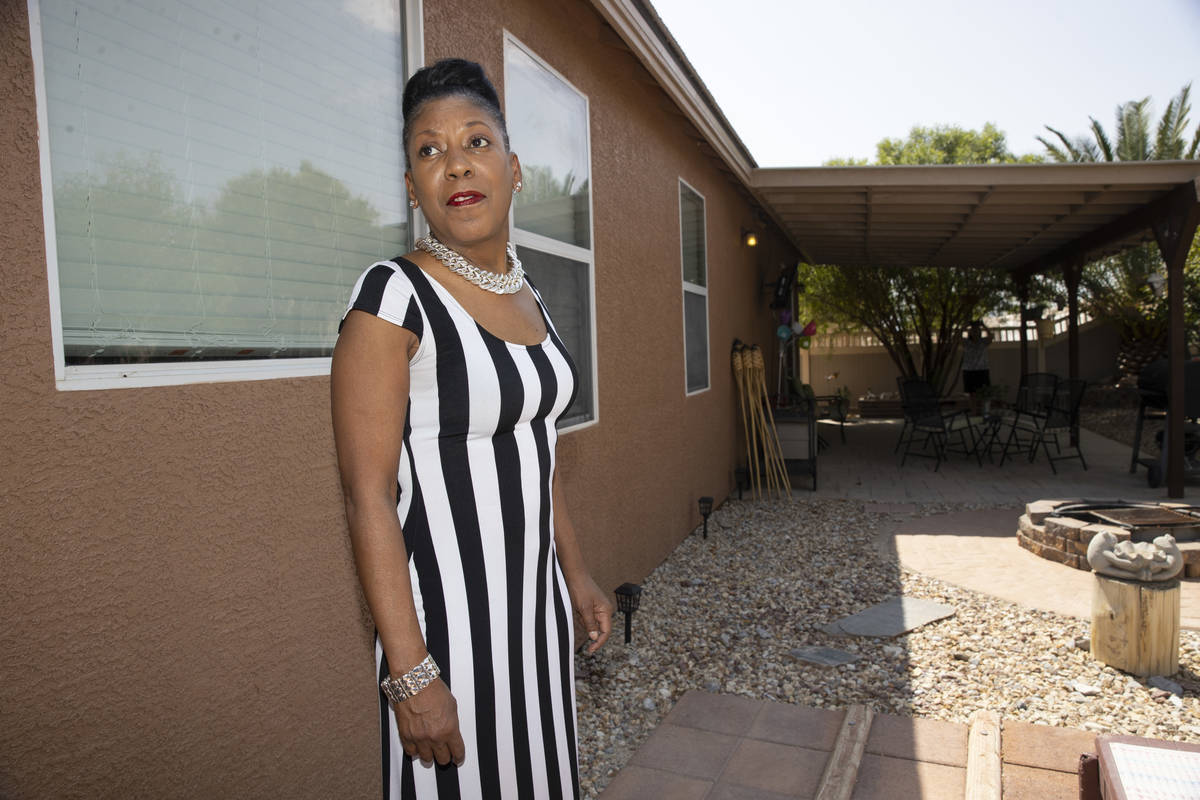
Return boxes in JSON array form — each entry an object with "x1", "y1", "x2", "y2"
[{"x1": 380, "y1": 654, "x2": 440, "y2": 704}]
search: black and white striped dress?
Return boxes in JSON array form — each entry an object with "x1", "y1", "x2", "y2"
[{"x1": 342, "y1": 257, "x2": 580, "y2": 800}]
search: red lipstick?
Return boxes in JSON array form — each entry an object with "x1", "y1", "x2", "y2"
[{"x1": 447, "y1": 191, "x2": 485, "y2": 206}]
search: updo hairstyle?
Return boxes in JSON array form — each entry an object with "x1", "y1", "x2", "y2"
[{"x1": 402, "y1": 58, "x2": 510, "y2": 163}]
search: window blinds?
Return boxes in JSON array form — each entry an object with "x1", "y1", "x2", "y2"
[{"x1": 39, "y1": 0, "x2": 409, "y2": 363}]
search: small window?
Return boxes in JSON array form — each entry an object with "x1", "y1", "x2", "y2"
[
  {"x1": 505, "y1": 34, "x2": 597, "y2": 429},
  {"x1": 32, "y1": 0, "x2": 414, "y2": 387},
  {"x1": 680, "y1": 180, "x2": 709, "y2": 394}
]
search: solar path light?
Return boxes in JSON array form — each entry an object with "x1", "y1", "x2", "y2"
[
  {"x1": 613, "y1": 582, "x2": 643, "y2": 644},
  {"x1": 699, "y1": 496, "x2": 714, "y2": 538}
]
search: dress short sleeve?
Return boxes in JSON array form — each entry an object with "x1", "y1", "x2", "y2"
[{"x1": 339, "y1": 261, "x2": 424, "y2": 341}]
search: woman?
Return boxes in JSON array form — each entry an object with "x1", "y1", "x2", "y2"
[{"x1": 331, "y1": 58, "x2": 612, "y2": 799}]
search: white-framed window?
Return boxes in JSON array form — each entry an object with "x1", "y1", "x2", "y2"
[
  {"x1": 679, "y1": 179, "x2": 709, "y2": 394},
  {"x1": 503, "y1": 33, "x2": 598, "y2": 430},
  {"x1": 30, "y1": 0, "x2": 423, "y2": 390}
]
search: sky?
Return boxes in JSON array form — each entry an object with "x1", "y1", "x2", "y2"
[{"x1": 650, "y1": 0, "x2": 1200, "y2": 167}]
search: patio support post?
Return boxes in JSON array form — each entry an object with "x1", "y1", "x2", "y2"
[
  {"x1": 1064, "y1": 261, "x2": 1082, "y2": 447},
  {"x1": 1150, "y1": 178, "x2": 1200, "y2": 498},
  {"x1": 1064, "y1": 260, "x2": 1081, "y2": 385},
  {"x1": 1015, "y1": 276, "x2": 1030, "y2": 377}
]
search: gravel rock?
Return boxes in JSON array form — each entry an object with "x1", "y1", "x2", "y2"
[
  {"x1": 1149, "y1": 676, "x2": 1183, "y2": 696},
  {"x1": 572, "y1": 498, "x2": 1200, "y2": 800}
]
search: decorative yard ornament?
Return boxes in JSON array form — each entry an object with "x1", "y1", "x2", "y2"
[{"x1": 1086, "y1": 531, "x2": 1183, "y2": 582}]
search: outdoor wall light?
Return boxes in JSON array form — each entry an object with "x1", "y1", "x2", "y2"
[
  {"x1": 699, "y1": 496, "x2": 714, "y2": 538},
  {"x1": 734, "y1": 466, "x2": 748, "y2": 500},
  {"x1": 1147, "y1": 271, "x2": 1166, "y2": 298},
  {"x1": 742, "y1": 229, "x2": 758, "y2": 247},
  {"x1": 613, "y1": 582, "x2": 643, "y2": 644}
]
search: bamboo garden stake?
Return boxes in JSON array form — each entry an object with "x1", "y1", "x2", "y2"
[
  {"x1": 731, "y1": 343, "x2": 791, "y2": 501},
  {"x1": 731, "y1": 347, "x2": 761, "y2": 498},
  {"x1": 749, "y1": 346, "x2": 790, "y2": 498}
]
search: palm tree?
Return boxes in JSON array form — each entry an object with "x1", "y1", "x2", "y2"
[
  {"x1": 1039, "y1": 84, "x2": 1200, "y2": 377},
  {"x1": 1038, "y1": 84, "x2": 1200, "y2": 163}
]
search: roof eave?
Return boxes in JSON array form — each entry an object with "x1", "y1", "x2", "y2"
[
  {"x1": 588, "y1": 0, "x2": 757, "y2": 185},
  {"x1": 752, "y1": 161, "x2": 1200, "y2": 190}
]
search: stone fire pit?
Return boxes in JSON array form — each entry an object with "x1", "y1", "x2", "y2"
[{"x1": 1018, "y1": 499, "x2": 1200, "y2": 578}]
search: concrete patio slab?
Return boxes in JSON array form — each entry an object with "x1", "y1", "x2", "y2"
[
  {"x1": 874, "y1": 507, "x2": 1200, "y2": 630},
  {"x1": 803, "y1": 418, "x2": 1189, "y2": 505}
]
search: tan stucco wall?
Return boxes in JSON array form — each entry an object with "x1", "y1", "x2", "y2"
[{"x1": 0, "y1": 0, "x2": 792, "y2": 796}]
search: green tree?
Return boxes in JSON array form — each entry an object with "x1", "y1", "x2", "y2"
[
  {"x1": 799, "y1": 262, "x2": 1006, "y2": 396},
  {"x1": 1039, "y1": 84, "x2": 1200, "y2": 374},
  {"x1": 821, "y1": 156, "x2": 869, "y2": 167},
  {"x1": 876, "y1": 122, "x2": 1042, "y2": 165},
  {"x1": 824, "y1": 123, "x2": 1042, "y2": 167}
]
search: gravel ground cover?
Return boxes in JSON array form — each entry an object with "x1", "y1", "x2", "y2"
[
  {"x1": 1080, "y1": 405, "x2": 1160, "y2": 451},
  {"x1": 573, "y1": 498, "x2": 1200, "y2": 799}
]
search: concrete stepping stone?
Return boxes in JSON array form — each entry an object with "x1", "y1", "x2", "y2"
[
  {"x1": 823, "y1": 596, "x2": 955, "y2": 637},
  {"x1": 787, "y1": 645, "x2": 860, "y2": 667}
]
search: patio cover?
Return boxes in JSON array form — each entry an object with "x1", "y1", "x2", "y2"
[
  {"x1": 750, "y1": 162, "x2": 1200, "y2": 276},
  {"x1": 748, "y1": 164, "x2": 1200, "y2": 498}
]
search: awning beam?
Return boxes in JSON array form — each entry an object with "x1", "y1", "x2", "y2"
[{"x1": 1010, "y1": 178, "x2": 1200, "y2": 281}]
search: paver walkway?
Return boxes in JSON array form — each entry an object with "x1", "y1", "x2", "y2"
[{"x1": 599, "y1": 690, "x2": 1092, "y2": 799}]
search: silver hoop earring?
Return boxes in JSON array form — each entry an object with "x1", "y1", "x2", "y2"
[
  {"x1": 408, "y1": 199, "x2": 417, "y2": 208},
  {"x1": 514, "y1": 181, "x2": 523, "y2": 194}
]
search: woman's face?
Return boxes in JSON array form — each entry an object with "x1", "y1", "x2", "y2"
[{"x1": 405, "y1": 95, "x2": 521, "y2": 252}]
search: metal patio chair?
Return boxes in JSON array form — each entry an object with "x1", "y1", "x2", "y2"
[
  {"x1": 898, "y1": 378, "x2": 981, "y2": 470},
  {"x1": 893, "y1": 375, "x2": 925, "y2": 453},
  {"x1": 995, "y1": 372, "x2": 1058, "y2": 461},
  {"x1": 1001, "y1": 377, "x2": 1088, "y2": 473}
]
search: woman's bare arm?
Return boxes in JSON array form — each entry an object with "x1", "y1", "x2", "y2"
[
  {"x1": 551, "y1": 467, "x2": 612, "y2": 654},
  {"x1": 331, "y1": 310, "x2": 464, "y2": 765}
]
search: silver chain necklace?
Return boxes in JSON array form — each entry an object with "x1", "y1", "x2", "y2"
[{"x1": 415, "y1": 234, "x2": 524, "y2": 295}]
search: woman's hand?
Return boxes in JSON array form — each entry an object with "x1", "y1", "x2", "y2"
[
  {"x1": 567, "y1": 572, "x2": 613, "y2": 654},
  {"x1": 392, "y1": 679, "x2": 466, "y2": 766}
]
